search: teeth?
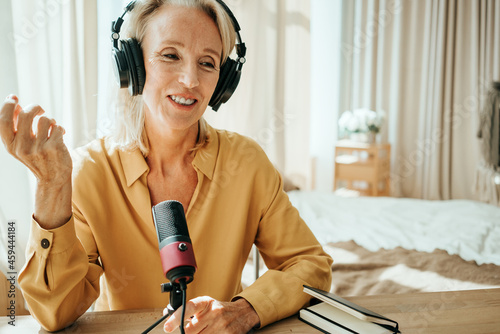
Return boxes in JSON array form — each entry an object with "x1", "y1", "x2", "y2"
[{"x1": 171, "y1": 95, "x2": 196, "y2": 106}]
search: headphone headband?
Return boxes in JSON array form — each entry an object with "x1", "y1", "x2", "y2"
[
  {"x1": 112, "y1": 1, "x2": 246, "y2": 59},
  {"x1": 111, "y1": 1, "x2": 135, "y2": 47}
]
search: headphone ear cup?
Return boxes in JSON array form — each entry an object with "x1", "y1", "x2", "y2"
[
  {"x1": 112, "y1": 46, "x2": 130, "y2": 89},
  {"x1": 121, "y1": 39, "x2": 146, "y2": 96},
  {"x1": 209, "y1": 58, "x2": 241, "y2": 111}
]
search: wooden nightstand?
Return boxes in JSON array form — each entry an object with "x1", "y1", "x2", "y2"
[{"x1": 333, "y1": 140, "x2": 391, "y2": 196}]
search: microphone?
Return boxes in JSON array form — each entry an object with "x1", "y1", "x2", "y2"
[
  {"x1": 152, "y1": 200, "x2": 197, "y2": 284},
  {"x1": 143, "y1": 200, "x2": 195, "y2": 334}
]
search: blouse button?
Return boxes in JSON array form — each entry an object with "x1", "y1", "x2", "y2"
[{"x1": 41, "y1": 238, "x2": 50, "y2": 249}]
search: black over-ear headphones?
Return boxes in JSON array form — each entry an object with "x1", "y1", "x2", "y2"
[{"x1": 111, "y1": 0, "x2": 246, "y2": 111}]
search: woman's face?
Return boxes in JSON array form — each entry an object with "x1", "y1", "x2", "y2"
[{"x1": 141, "y1": 5, "x2": 222, "y2": 133}]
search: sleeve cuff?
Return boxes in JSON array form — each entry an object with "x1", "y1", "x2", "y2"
[
  {"x1": 28, "y1": 214, "x2": 78, "y2": 257},
  {"x1": 232, "y1": 279, "x2": 280, "y2": 328}
]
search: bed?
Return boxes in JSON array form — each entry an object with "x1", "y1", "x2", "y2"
[{"x1": 244, "y1": 191, "x2": 500, "y2": 297}]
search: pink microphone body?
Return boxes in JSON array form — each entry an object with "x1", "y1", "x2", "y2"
[
  {"x1": 159, "y1": 241, "x2": 197, "y2": 283},
  {"x1": 152, "y1": 200, "x2": 197, "y2": 284}
]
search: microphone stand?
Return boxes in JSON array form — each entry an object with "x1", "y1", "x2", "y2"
[{"x1": 141, "y1": 281, "x2": 186, "y2": 334}]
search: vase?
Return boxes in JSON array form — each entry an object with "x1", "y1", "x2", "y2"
[
  {"x1": 349, "y1": 133, "x2": 366, "y2": 142},
  {"x1": 349, "y1": 132, "x2": 377, "y2": 143},
  {"x1": 367, "y1": 132, "x2": 377, "y2": 143}
]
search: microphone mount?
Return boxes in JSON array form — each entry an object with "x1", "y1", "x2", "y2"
[{"x1": 161, "y1": 280, "x2": 186, "y2": 316}]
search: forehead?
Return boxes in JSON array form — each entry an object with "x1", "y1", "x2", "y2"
[{"x1": 143, "y1": 4, "x2": 222, "y2": 53}]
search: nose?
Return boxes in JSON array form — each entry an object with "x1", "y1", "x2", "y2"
[{"x1": 178, "y1": 62, "x2": 199, "y2": 89}]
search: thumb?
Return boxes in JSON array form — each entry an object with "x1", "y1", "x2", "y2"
[{"x1": 163, "y1": 308, "x2": 181, "y2": 333}]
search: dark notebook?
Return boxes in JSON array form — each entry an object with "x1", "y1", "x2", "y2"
[{"x1": 299, "y1": 285, "x2": 400, "y2": 334}]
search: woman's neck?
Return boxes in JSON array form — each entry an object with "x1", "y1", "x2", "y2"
[{"x1": 145, "y1": 121, "x2": 199, "y2": 173}]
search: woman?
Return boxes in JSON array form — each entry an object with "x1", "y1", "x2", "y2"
[{"x1": 0, "y1": 0, "x2": 332, "y2": 333}]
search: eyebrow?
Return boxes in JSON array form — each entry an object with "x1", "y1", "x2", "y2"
[{"x1": 161, "y1": 40, "x2": 221, "y2": 58}]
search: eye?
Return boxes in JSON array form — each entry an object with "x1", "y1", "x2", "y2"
[
  {"x1": 162, "y1": 53, "x2": 179, "y2": 60},
  {"x1": 201, "y1": 61, "x2": 215, "y2": 69},
  {"x1": 200, "y1": 57, "x2": 217, "y2": 70}
]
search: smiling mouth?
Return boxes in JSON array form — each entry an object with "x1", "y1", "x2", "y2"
[{"x1": 169, "y1": 95, "x2": 197, "y2": 106}]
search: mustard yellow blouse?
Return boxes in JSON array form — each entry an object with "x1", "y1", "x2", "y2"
[{"x1": 18, "y1": 124, "x2": 332, "y2": 331}]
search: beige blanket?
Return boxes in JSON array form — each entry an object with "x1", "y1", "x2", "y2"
[{"x1": 325, "y1": 241, "x2": 500, "y2": 297}]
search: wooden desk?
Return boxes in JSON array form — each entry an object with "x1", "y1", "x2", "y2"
[{"x1": 1, "y1": 289, "x2": 499, "y2": 333}]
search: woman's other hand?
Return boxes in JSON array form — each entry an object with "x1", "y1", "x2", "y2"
[
  {"x1": 0, "y1": 95, "x2": 73, "y2": 229},
  {"x1": 163, "y1": 297, "x2": 260, "y2": 334}
]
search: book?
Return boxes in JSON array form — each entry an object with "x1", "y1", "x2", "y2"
[{"x1": 299, "y1": 285, "x2": 400, "y2": 334}]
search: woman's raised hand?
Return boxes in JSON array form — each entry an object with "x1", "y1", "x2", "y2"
[{"x1": 0, "y1": 95, "x2": 73, "y2": 229}]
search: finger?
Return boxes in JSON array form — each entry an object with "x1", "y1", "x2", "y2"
[
  {"x1": 13, "y1": 104, "x2": 22, "y2": 132},
  {"x1": 164, "y1": 307, "x2": 184, "y2": 333},
  {"x1": 5, "y1": 94, "x2": 18, "y2": 102},
  {"x1": 0, "y1": 95, "x2": 20, "y2": 146},
  {"x1": 164, "y1": 302, "x2": 196, "y2": 332},
  {"x1": 164, "y1": 297, "x2": 212, "y2": 333},
  {"x1": 16, "y1": 104, "x2": 45, "y2": 140},
  {"x1": 47, "y1": 123, "x2": 66, "y2": 143},
  {"x1": 35, "y1": 117, "x2": 56, "y2": 143}
]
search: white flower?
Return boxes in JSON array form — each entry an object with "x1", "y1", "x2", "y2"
[
  {"x1": 338, "y1": 108, "x2": 385, "y2": 134},
  {"x1": 338, "y1": 110, "x2": 353, "y2": 129},
  {"x1": 347, "y1": 117, "x2": 361, "y2": 132}
]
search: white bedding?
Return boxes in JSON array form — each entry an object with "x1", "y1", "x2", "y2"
[{"x1": 287, "y1": 191, "x2": 500, "y2": 266}]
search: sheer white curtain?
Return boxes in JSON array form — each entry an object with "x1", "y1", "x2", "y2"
[
  {"x1": 336, "y1": 0, "x2": 500, "y2": 200},
  {"x1": 0, "y1": 0, "x2": 29, "y2": 275},
  {"x1": 0, "y1": 0, "x2": 98, "y2": 273},
  {"x1": 9, "y1": 0, "x2": 98, "y2": 149},
  {"x1": 205, "y1": 0, "x2": 312, "y2": 190}
]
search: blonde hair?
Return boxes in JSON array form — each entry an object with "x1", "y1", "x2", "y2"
[{"x1": 109, "y1": 0, "x2": 236, "y2": 155}]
